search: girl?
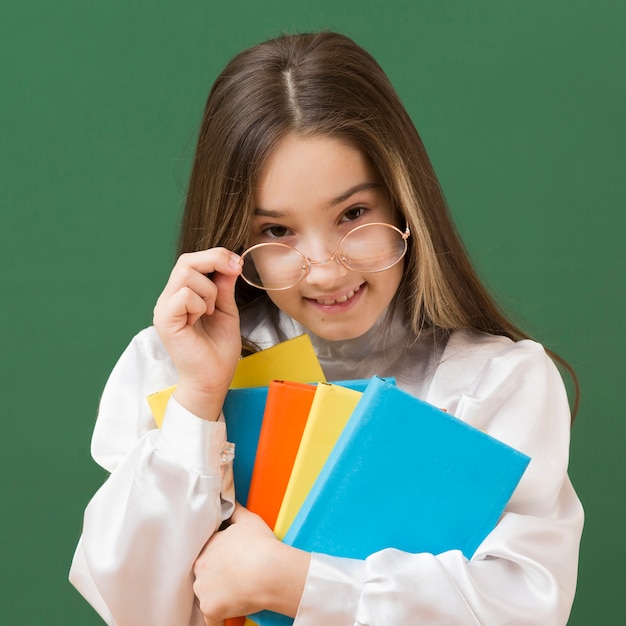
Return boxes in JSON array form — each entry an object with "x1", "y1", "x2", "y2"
[{"x1": 70, "y1": 31, "x2": 583, "y2": 625}]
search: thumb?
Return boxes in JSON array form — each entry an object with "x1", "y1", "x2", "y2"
[
  {"x1": 230, "y1": 502, "x2": 268, "y2": 527},
  {"x1": 229, "y1": 502, "x2": 252, "y2": 524}
]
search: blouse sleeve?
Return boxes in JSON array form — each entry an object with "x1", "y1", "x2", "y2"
[
  {"x1": 69, "y1": 328, "x2": 235, "y2": 626},
  {"x1": 294, "y1": 335, "x2": 584, "y2": 626}
]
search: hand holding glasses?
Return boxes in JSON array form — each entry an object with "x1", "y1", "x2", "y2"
[{"x1": 240, "y1": 222, "x2": 410, "y2": 291}]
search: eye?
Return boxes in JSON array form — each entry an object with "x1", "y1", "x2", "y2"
[
  {"x1": 341, "y1": 206, "x2": 368, "y2": 222},
  {"x1": 262, "y1": 224, "x2": 291, "y2": 239}
]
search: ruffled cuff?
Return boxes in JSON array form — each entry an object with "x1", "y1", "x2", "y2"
[
  {"x1": 294, "y1": 552, "x2": 365, "y2": 626},
  {"x1": 155, "y1": 397, "x2": 227, "y2": 476}
]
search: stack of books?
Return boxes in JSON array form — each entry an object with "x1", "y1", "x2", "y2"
[{"x1": 148, "y1": 335, "x2": 530, "y2": 626}]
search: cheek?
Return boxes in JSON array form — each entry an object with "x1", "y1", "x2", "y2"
[
  {"x1": 374, "y1": 262, "x2": 404, "y2": 300},
  {"x1": 266, "y1": 289, "x2": 297, "y2": 314}
]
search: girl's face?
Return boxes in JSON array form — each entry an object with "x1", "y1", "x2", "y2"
[{"x1": 250, "y1": 133, "x2": 404, "y2": 341}]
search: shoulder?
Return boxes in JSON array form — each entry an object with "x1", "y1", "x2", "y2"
[
  {"x1": 428, "y1": 329, "x2": 555, "y2": 409},
  {"x1": 428, "y1": 329, "x2": 572, "y2": 466},
  {"x1": 429, "y1": 333, "x2": 579, "y2": 522}
]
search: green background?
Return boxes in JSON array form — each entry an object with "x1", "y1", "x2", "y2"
[{"x1": 2, "y1": 1, "x2": 624, "y2": 623}]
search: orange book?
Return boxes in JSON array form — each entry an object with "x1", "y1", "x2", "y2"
[
  {"x1": 225, "y1": 381, "x2": 317, "y2": 626},
  {"x1": 245, "y1": 380, "x2": 317, "y2": 528}
]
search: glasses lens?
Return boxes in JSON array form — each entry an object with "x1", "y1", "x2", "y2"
[
  {"x1": 241, "y1": 243, "x2": 307, "y2": 290},
  {"x1": 339, "y1": 223, "x2": 408, "y2": 272}
]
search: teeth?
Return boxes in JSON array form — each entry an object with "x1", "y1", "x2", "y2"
[{"x1": 316, "y1": 286, "x2": 359, "y2": 306}]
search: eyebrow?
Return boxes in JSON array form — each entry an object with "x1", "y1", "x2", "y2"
[
  {"x1": 330, "y1": 182, "x2": 381, "y2": 206},
  {"x1": 254, "y1": 182, "x2": 381, "y2": 217}
]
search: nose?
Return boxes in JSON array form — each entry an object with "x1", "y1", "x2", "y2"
[
  {"x1": 297, "y1": 232, "x2": 347, "y2": 286},
  {"x1": 299, "y1": 230, "x2": 336, "y2": 262},
  {"x1": 303, "y1": 252, "x2": 350, "y2": 287}
]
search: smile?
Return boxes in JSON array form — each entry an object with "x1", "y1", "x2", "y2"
[{"x1": 314, "y1": 285, "x2": 362, "y2": 306}]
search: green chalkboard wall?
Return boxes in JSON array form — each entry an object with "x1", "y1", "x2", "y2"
[{"x1": 2, "y1": 1, "x2": 624, "y2": 623}]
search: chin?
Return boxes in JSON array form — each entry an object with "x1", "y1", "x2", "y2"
[{"x1": 308, "y1": 320, "x2": 374, "y2": 342}]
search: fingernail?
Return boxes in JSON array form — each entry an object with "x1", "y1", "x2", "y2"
[{"x1": 229, "y1": 254, "x2": 242, "y2": 270}]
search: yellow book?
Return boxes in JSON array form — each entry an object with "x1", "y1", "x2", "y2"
[
  {"x1": 273, "y1": 382, "x2": 362, "y2": 540},
  {"x1": 147, "y1": 334, "x2": 325, "y2": 427}
]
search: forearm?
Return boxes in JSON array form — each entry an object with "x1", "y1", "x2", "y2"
[
  {"x1": 259, "y1": 542, "x2": 311, "y2": 618},
  {"x1": 297, "y1": 487, "x2": 582, "y2": 626},
  {"x1": 70, "y1": 399, "x2": 235, "y2": 626}
]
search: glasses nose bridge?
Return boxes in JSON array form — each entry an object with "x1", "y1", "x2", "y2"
[
  {"x1": 299, "y1": 230, "x2": 343, "y2": 268},
  {"x1": 302, "y1": 247, "x2": 350, "y2": 287},
  {"x1": 305, "y1": 249, "x2": 342, "y2": 268}
]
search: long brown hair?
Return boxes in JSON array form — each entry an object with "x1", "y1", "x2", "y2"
[{"x1": 177, "y1": 31, "x2": 578, "y2": 418}]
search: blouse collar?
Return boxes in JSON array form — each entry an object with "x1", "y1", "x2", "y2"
[{"x1": 240, "y1": 297, "x2": 448, "y2": 395}]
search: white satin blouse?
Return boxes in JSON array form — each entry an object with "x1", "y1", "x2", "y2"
[{"x1": 70, "y1": 300, "x2": 584, "y2": 625}]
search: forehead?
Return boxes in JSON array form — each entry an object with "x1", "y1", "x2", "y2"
[{"x1": 255, "y1": 133, "x2": 381, "y2": 211}]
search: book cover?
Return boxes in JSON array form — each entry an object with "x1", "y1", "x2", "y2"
[
  {"x1": 272, "y1": 382, "x2": 363, "y2": 539},
  {"x1": 147, "y1": 334, "x2": 326, "y2": 427},
  {"x1": 221, "y1": 385, "x2": 270, "y2": 506},
  {"x1": 230, "y1": 334, "x2": 325, "y2": 389},
  {"x1": 245, "y1": 380, "x2": 317, "y2": 528},
  {"x1": 273, "y1": 379, "x2": 395, "y2": 538},
  {"x1": 253, "y1": 376, "x2": 530, "y2": 626}
]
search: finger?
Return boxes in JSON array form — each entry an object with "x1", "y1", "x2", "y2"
[
  {"x1": 229, "y1": 503, "x2": 250, "y2": 524},
  {"x1": 171, "y1": 248, "x2": 242, "y2": 289},
  {"x1": 159, "y1": 249, "x2": 241, "y2": 317},
  {"x1": 160, "y1": 263, "x2": 218, "y2": 302},
  {"x1": 228, "y1": 503, "x2": 266, "y2": 528},
  {"x1": 156, "y1": 276, "x2": 218, "y2": 328},
  {"x1": 155, "y1": 286, "x2": 211, "y2": 332}
]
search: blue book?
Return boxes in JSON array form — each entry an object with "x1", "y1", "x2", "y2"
[
  {"x1": 222, "y1": 379, "x2": 389, "y2": 506},
  {"x1": 223, "y1": 386, "x2": 269, "y2": 506},
  {"x1": 252, "y1": 376, "x2": 530, "y2": 626}
]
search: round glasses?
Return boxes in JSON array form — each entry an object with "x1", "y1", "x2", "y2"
[{"x1": 240, "y1": 222, "x2": 410, "y2": 291}]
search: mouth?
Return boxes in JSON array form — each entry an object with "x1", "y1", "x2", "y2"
[{"x1": 312, "y1": 284, "x2": 362, "y2": 306}]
